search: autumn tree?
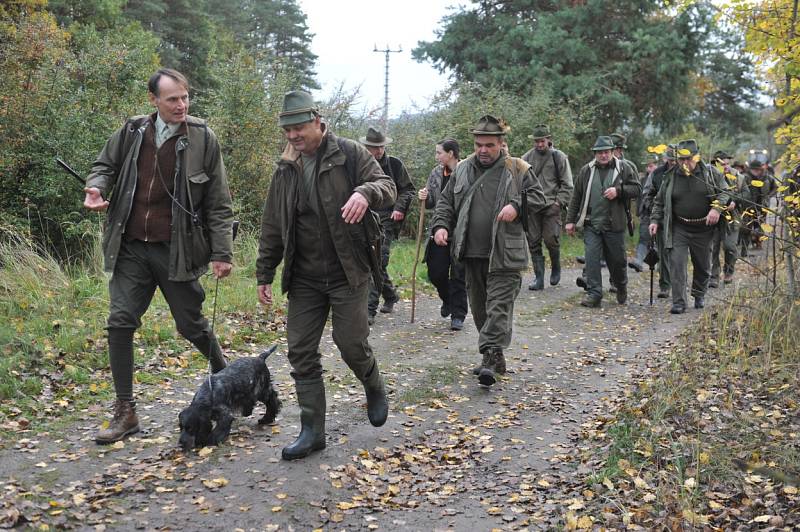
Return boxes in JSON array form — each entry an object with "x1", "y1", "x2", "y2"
[
  {"x1": 0, "y1": 5, "x2": 159, "y2": 257},
  {"x1": 721, "y1": 0, "x2": 800, "y2": 292},
  {"x1": 723, "y1": 0, "x2": 799, "y2": 171}
]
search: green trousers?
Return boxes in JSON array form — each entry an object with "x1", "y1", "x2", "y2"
[
  {"x1": 107, "y1": 240, "x2": 217, "y2": 400},
  {"x1": 286, "y1": 276, "x2": 377, "y2": 381},
  {"x1": 669, "y1": 224, "x2": 714, "y2": 307},
  {"x1": 711, "y1": 222, "x2": 739, "y2": 281},
  {"x1": 463, "y1": 258, "x2": 521, "y2": 354},
  {"x1": 583, "y1": 227, "x2": 627, "y2": 301},
  {"x1": 526, "y1": 202, "x2": 562, "y2": 258}
]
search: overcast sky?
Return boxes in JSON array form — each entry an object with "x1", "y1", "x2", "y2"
[{"x1": 297, "y1": 0, "x2": 466, "y2": 118}]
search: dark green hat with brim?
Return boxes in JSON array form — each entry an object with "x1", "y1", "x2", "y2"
[
  {"x1": 748, "y1": 159, "x2": 764, "y2": 169},
  {"x1": 278, "y1": 90, "x2": 318, "y2": 127},
  {"x1": 471, "y1": 114, "x2": 506, "y2": 136},
  {"x1": 676, "y1": 139, "x2": 699, "y2": 158},
  {"x1": 591, "y1": 136, "x2": 615, "y2": 151},
  {"x1": 360, "y1": 126, "x2": 392, "y2": 146},
  {"x1": 610, "y1": 133, "x2": 627, "y2": 149},
  {"x1": 528, "y1": 124, "x2": 551, "y2": 140}
]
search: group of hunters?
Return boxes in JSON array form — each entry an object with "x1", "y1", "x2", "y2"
[{"x1": 82, "y1": 69, "x2": 777, "y2": 460}]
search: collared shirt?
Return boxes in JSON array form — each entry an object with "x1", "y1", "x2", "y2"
[{"x1": 155, "y1": 114, "x2": 182, "y2": 149}]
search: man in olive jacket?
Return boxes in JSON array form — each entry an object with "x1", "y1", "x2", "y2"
[
  {"x1": 521, "y1": 124, "x2": 573, "y2": 290},
  {"x1": 566, "y1": 136, "x2": 642, "y2": 308},
  {"x1": 431, "y1": 115, "x2": 546, "y2": 387},
  {"x1": 256, "y1": 91, "x2": 397, "y2": 460},
  {"x1": 84, "y1": 69, "x2": 234, "y2": 444},
  {"x1": 649, "y1": 139, "x2": 731, "y2": 314}
]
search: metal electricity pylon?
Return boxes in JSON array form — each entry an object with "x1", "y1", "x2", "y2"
[{"x1": 373, "y1": 44, "x2": 402, "y2": 131}]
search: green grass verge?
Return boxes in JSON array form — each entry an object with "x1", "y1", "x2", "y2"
[
  {"x1": 395, "y1": 363, "x2": 462, "y2": 405},
  {"x1": 0, "y1": 230, "x2": 286, "y2": 441},
  {"x1": 577, "y1": 284, "x2": 800, "y2": 526}
]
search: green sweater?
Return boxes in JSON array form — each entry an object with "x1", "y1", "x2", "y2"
[{"x1": 650, "y1": 161, "x2": 732, "y2": 248}]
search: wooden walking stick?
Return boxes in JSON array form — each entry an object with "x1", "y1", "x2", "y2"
[{"x1": 410, "y1": 199, "x2": 426, "y2": 323}]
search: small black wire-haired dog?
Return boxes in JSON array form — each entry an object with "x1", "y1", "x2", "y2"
[{"x1": 178, "y1": 346, "x2": 281, "y2": 451}]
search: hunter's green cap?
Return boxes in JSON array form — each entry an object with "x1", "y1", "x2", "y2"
[
  {"x1": 591, "y1": 135, "x2": 615, "y2": 151},
  {"x1": 528, "y1": 124, "x2": 551, "y2": 140},
  {"x1": 749, "y1": 159, "x2": 764, "y2": 169},
  {"x1": 676, "y1": 139, "x2": 699, "y2": 158},
  {"x1": 360, "y1": 126, "x2": 392, "y2": 146},
  {"x1": 610, "y1": 132, "x2": 627, "y2": 149},
  {"x1": 471, "y1": 114, "x2": 506, "y2": 136},
  {"x1": 279, "y1": 90, "x2": 318, "y2": 127}
]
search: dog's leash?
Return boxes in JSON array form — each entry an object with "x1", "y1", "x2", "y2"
[{"x1": 210, "y1": 220, "x2": 240, "y2": 336}]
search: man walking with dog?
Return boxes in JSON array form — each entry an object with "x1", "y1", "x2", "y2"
[
  {"x1": 257, "y1": 91, "x2": 397, "y2": 460},
  {"x1": 83, "y1": 68, "x2": 234, "y2": 444},
  {"x1": 431, "y1": 115, "x2": 545, "y2": 387}
]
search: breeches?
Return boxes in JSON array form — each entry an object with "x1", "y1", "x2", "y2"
[
  {"x1": 463, "y1": 258, "x2": 521, "y2": 354},
  {"x1": 107, "y1": 240, "x2": 210, "y2": 345}
]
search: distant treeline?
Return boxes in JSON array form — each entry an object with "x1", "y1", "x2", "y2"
[{"x1": 0, "y1": 0, "x2": 772, "y2": 260}]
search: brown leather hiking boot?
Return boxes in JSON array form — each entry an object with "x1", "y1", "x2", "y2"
[
  {"x1": 494, "y1": 351, "x2": 507, "y2": 375},
  {"x1": 472, "y1": 351, "x2": 493, "y2": 375},
  {"x1": 95, "y1": 400, "x2": 140, "y2": 444},
  {"x1": 478, "y1": 351, "x2": 498, "y2": 386},
  {"x1": 580, "y1": 296, "x2": 601, "y2": 308}
]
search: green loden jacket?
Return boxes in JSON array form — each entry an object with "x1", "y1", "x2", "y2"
[
  {"x1": 256, "y1": 128, "x2": 397, "y2": 292},
  {"x1": 86, "y1": 113, "x2": 234, "y2": 282},
  {"x1": 566, "y1": 157, "x2": 642, "y2": 232},
  {"x1": 520, "y1": 147, "x2": 574, "y2": 208},
  {"x1": 430, "y1": 154, "x2": 546, "y2": 272}
]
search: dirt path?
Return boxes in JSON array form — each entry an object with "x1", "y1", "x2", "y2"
[{"x1": 0, "y1": 265, "x2": 735, "y2": 530}]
